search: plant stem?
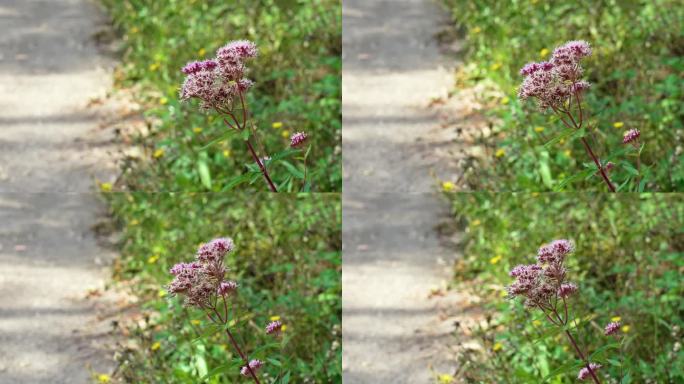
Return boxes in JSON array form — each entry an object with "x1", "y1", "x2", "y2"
[
  {"x1": 579, "y1": 137, "x2": 616, "y2": 192},
  {"x1": 565, "y1": 330, "x2": 601, "y2": 384},
  {"x1": 222, "y1": 118, "x2": 278, "y2": 192},
  {"x1": 224, "y1": 327, "x2": 261, "y2": 384},
  {"x1": 551, "y1": 106, "x2": 616, "y2": 192},
  {"x1": 245, "y1": 139, "x2": 278, "y2": 192}
]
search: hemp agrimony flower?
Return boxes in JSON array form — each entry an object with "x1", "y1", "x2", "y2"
[
  {"x1": 178, "y1": 40, "x2": 313, "y2": 192},
  {"x1": 167, "y1": 237, "x2": 280, "y2": 383},
  {"x1": 508, "y1": 239, "x2": 605, "y2": 383},
  {"x1": 517, "y1": 40, "x2": 643, "y2": 192}
]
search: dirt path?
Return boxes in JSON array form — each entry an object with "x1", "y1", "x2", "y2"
[
  {"x1": 342, "y1": 1, "x2": 471, "y2": 382},
  {"x1": 0, "y1": 1, "x2": 119, "y2": 382}
]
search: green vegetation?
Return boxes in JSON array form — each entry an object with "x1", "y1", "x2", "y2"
[
  {"x1": 105, "y1": 192, "x2": 341, "y2": 382},
  {"x1": 441, "y1": 0, "x2": 683, "y2": 191},
  {"x1": 101, "y1": 0, "x2": 341, "y2": 192},
  {"x1": 444, "y1": 192, "x2": 683, "y2": 382}
]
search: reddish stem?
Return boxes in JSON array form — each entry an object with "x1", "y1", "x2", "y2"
[
  {"x1": 579, "y1": 137, "x2": 616, "y2": 192},
  {"x1": 225, "y1": 327, "x2": 262, "y2": 384},
  {"x1": 222, "y1": 118, "x2": 278, "y2": 192},
  {"x1": 245, "y1": 139, "x2": 278, "y2": 192},
  {"x1": 550, "y1": 106, "x2": 616, "y2": 192},
  {"x1": 565, "y1": 330, "x2": 602, "y2": 384}
]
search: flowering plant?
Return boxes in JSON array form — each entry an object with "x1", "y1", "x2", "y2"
[
  {"x1": 508, "y1": 240, "x2": 629, "y2": 382},
  {"x1": 518, "y1": 41, "x2": 645, "y2": 192},
  {"x1": 180, "y1": 40, "x2": 311, "y2": 192},
  {"x1": 167, "y1": 237, "x2": 287, "y2": 383}
]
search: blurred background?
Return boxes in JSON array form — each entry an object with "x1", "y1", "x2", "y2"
[{"x1": 438, "y1": 0, "x2": 684, "y2": 191}]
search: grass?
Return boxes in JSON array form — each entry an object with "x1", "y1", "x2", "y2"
[
  {"x1": 440, "y1": 0, "x2": 684, "y2": 191},
  {"x1": 101, "y1": 0, "x2": 341, "y2": 192}
]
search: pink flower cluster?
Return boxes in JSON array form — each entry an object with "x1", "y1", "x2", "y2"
[
  {"x1": 240, "y1": 359, "x2": 264, "y2": 377},
  {"x1": 290, "y1": 132, "x2": 308, "y2": 148},
  {"x1": 578, "y1": 363, "x2": 602, "y2": 380},
  {"x1": 518, "y1": 40, "x2": 592, "y2": 111},
  {"x1": 508, "y1": 239, "x2": 577, "y2": 308},
  {"x1": 604, "y1": 321, "x2": 621, "y2": 336},
  {"x1": 167, "y1": 237, "x2": 237, "y2": 307},
  {"x1": 180, "y1": 40, "x2": 258, "y2": 111},
  {"x1": 265, "y1": 320, "x2": 283, "y2": 336},
  {"x1": 623, "y1": 129, "x2": 640, "y2": 145}
]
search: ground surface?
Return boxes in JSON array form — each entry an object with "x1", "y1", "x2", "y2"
[
  {"x1": 0, "y1": 1, "x2": 119, "y2": 383},
  {"x1": 342, "y1": 1, "x2": 473, "y2": 382}
]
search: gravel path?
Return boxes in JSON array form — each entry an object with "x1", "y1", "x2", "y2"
[
  {"x1": 0, "y1": 1, "x2": 118, "y2": 382},
  {"x1": 342, "y1": 1, "x2": 467, "y2": 382}
]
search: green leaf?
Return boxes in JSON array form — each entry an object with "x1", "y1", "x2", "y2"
[
  {"x1": 200, "y1": 358, "x2": 243, "y2": 381},
  {"x1": 281, "y1": 161, "x2": 304, "y2": 179},
  {"x1": 197, "y1": 159, "x2": 212, "y2": 190},
  {"x1": 621, "y1": 162, "x2": 639, "y2": 176},
  {"x1": 554, "y1": 168, "x2": 595, "y2": 191},
  {"x1": 638, "y1": 177, "x2": 647, "y2": 192},
  {"x1": 267, "y1": 358, "x2": 282, "y2": 367},
  {"x1": 280, "y1": 371, "x2": 291, "y2": 384},
  {"x1": 543, "y1": 127, "x2": 585, "y2": 149},
  {"x1": 589, "y1": 342, "x2": 620, "y2": 361},
  {"x1": 241, "y1": 129, "x2": 250, "y2": 140},
  {"x1": 222, "y1": 173, "x2": 253, "y2": 191},
  {"x1": 199, "y1": 129, "x2": 238, "y2": 151},
  {"x1": 539, "y1": 151, "x2": 553, "y2": 189},
  {"x1": 542, "y1": 360, "x2": 584, "y2": 382}
]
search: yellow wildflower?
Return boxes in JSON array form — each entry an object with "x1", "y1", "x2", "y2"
[
  {"x1": 147, "y1": 255, "x2": 160, "y2": 264},
  {"x1": 611, "y1": 316, "x2": 621, "y2": 323},
  {"x1": 193, "y1": 127, "x2": 203, "y2": 134},
  {"x1": 540, "y1": 48, "x2": 549, "y2": 58},
  {"x1": 149, "y1": 62, "x2": 160, "y2": 71},
  {"x1": 99, "y1": 182, "x2": 112, "y2": 192},
  {"x1": 493, "y1": 342, "x2": 503, "y2": 352},
  {"x1": 499, "y1": 290, "x2": 507, "y2": 297},
  {"x1": 489, "y1": 255, "x2": 502, "y2": 264},
  {"x1": 272, "y1": 122, "x2": 283, "y2": 129},
  {"x1": 130, "y1": 219, "x2": 139, "y2": 226},
  {"x1": 97, "y1": 374, "x2": 110, "y2": 383},
  {"x1": 153, "y1": 148, "x2": 165, "y2": 158},
  {"x1": 472, "y1": 26, "x2": 482, "y2": 34},
  {"x1": 613, "y1": 122, "x2": 624, "y2": 128},
  {"x1": 191, "y1": 319, "x2": 201, "y2": 325},
  {"x1": 491, "y1": 62, "x2": 502, "y2": 71},
  {"x1": 564, "y1": 149, "x2": 572, "y2": 157},
  {"x1": 281, "y1": 325, "x2": 288, "y2": 332},
  {"x1": 198, "y1": 48, "x2": 206, "y2": 57},
  {"x1": 158, "y1": 289, "x2": 167, "y2": 298},
  {"x1": 534, "y1": 126, "x2": 545, "y2": 133},
  {"x1": 532, "y1": 320, "x2": 542, "y2": 327},
  {"x1": 151, "y1": 341, "x2": 161, "y2": 351},
  {"x1": 160, "y1": 97, "x2": 168, "y2": 105},
  {"x1": 501, "y1": 96, "x2": 510, "y2": 105},
  {"x1": 472, "y1": 219, "x2": 481, "y2": 226},
  {"x1": 442, "y1": 181, "x2": 455, "y2": 192},
  {"x1": 223, "y1": 149, "x2": 231, "y2": 158},
  {"x1": 622, "y1": 325, "x2": 630, "y2": 333},
  {"x1": 130, "y1": 27, "x2": 139, "y2": 34},
  {"x1": 282, "y1": 130, "x2": 290, "y2": 138},
  {"x1": 495, "y1": 148, "x2": 505, "y2": 158},
  {"x1": 438, "y1": 374, "x2": 454, "y2": 384},
  {"x1": 270, "y1": 315, "x2": 281, "y2": 321}
]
